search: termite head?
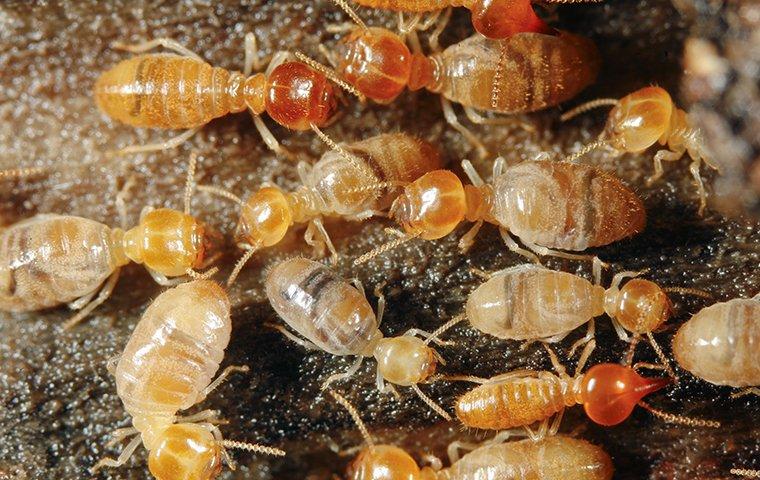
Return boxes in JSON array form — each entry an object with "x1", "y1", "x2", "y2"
[
  {"x1": 580, "y1": 363, "x2": 671, "y2": 426},
  {"x1": 148, "y1": 423, "x2": 223, "y2": 480},
  {"x1": 255, "y1": 62, "x2": 338, "y2": 130},
  {"x1": 373, "y1": 336, "x2": 437, "y2": 386},
  {"x1": 123, "y1": 208, "x2": 209, "y2": 277},
  {"x1": 349, "y1": 445, "x2": 435, "y2": 480},
  {"x1": 236, "y1": 187, "x2": 294, "y2": 250},
  {"x1": 604, "y1": 279, "x2": 672, "y2": 334},
  {"x1": 389, "y1": 170, "x2": 467, "y2": 240},
  {"x1": 604, "y1": 86, "x2": 674, "y2": 153},
  {"x1": 470, "y1": 0, "x2": 554, "y2": 40}
]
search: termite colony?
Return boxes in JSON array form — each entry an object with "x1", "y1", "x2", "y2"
[{"x1": 1, "y1": 1, "x2": 758, "y2": 479}]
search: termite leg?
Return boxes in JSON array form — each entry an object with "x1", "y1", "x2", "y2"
[
  {"x1": 541, "y1": 343, "x2": 568, "y2": 377},
  {"x1": 428, "y1": 7, "x2": 451, "y2": 53},
  {"x1": 458, "y1": 220, "x2": 483, "y2": 252},
  {"x1": 202, "y1": 365, "x2": 250, "y2": 398},
  {"x1": 321, "y1": 356, "x2": 364, "y2": 390},
  {"x1": 522, "y1": 240, "x2": 609, "y2": 270},
  {"x1": 730, "y1": 388, "x2": 760, "y2": 398},
  {"x1": 446, "y1": 440, "x2": 481, "y2": 464},
  {"x1": 90, "y1": 435, "x2": 142, "y2": 474},
  {"x1": 146, "y1": 267, "x2": 185, "y2": 287},
  {"x1": 575, "y1": 339, "x2": 597, "y2": 374},
  {"x1": 464, "y1": 107, "x2": 535, "y2": 133},
  {"x1": 267, "y1": 323, "x2": 321, "y2": 351},
  {"x1": 67, "y1": 288, "x2": 99, "y2": 311},
  {"x1": 441, "y1": 97, "x2": 489, "y2": 160},
  {"x1": 311, "y1": 217, "x2": 339, "y2": 264},
  {"x1": 112, "y1": 37, "x2": 202, "y2": 61},
  {"x1": 63, "y1": 269, "x2": 122, "y2": 330},
  {"x1": 252, "y1": 114, "x2": 294, "y2": 159},
  {"x1": 244, "y1": 32, "x2": 269, "y2": 76},
  {"x1": 403, "y1": 328, "x2": 453, "y2": 347},
  {"x1": 649, "y1": 148, "x2": 684, "y2": 186},
  {"x1": 317, "y1": 44, "x2": 339, "y2": 69},
  {"x1": 109, "y1": 127, "x2": 201, "y2": 157},
  {"x1": 499, "y1": 228, "x2": 540, "y2": 264},
  {"x1": 492, "y1": 156, "x2": 507, "y2": 178},
  {"x1": 611, "y1": 317, "x2": 631, "y2": 342},
  {"x1": 179, "y1": 409, "x2": 223, "y2": 424},
  {"x1": 106, "y1": 354, "x2": 121, "y2": 375},
  {"x1": 115, "y1": 175, "x2": 137, "y2": 229},
  {"x1": 568, "y1": 319, "x2": 596, "y2": 359},
  {"x1": 376, "y1": 371, "x2": 401, "y2": 399},
  {"x1": 461, "y1": 159, "x2": 485, "y2": 186},
  {"x1": 105, "y1": 427, "x2": 139, "y2": 448}
]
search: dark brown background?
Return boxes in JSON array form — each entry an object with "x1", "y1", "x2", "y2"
[{"x1": 0, "y1": 1, "x2": 758, "y2": 479}]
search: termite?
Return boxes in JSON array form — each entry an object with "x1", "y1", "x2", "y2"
[
  {"x1": 560, "y1": 86, "x2": 720, "y2": 215},
  {"x1": 265, "y1": 257, "x2": 453, "y2": 419},
  {"x1": 0, "y1": 153, "x2": 217, "y2": 329},
  {"x1": 453, "y1": 342, "x2": 720, "y2": 433},
  {"x1": 94, "y1": 33, "x2": 362, "y2": 158},
  {"x1": 442, "y1": 264, "x2": 711, "y2": 378},
  {"x1": 355, "y1": 158, "x2": 646, "y2": 278},
  {"x1": 197, "y1": 133, "x2": 441, "y2": 285},
  {"x1": 672, "y1": 294, "x2": 760, "y2": 396},
  {"x1": 91, "y1": 279, "x2": 285, "y2": 479},
  {"x1": 316, "y1": 0, "x2": 601, "y2": 157},
  {"x1": 328, "y1": 389, "x2": 614, "y2": 480}
]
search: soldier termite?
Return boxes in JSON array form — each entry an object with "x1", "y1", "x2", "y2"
[
  {"x1": 355, "y1": 158, "x2": 646, "y2": 280},
  {"x1": 0, "y1": 153, "x2": 218, "y2": 329},
  {"x1": 453, "y1": 342, "x2": 720, "y2": 433},
  {"x1": 560, "y1": 86, "x2": 720, "y2": 215},
  {"x1": 328, "y1": 389, "x2": 614, "y2": 480},
  {"x1": 315, "y1": 0, "x2": 601, "y2": 158},
  {"x1": 672, "y1": 294, "x2": 760, "y2": 396},
  {"x1": 94, "y1": 32, "x2": 364, "y2": 158},
  {"x1": 265, "y1": 257, "x2": 453, "y2": 419},
  {"x1": 197, "y1": 133, "x2": 441, "y2": 285},
  {"x1": 439, "y1": 264, "x2": 712, "y2": 379},
  {"x1": 346, "y1": 0, "x2": 603, "y2": 40},
  {"x1": 91, "y1": 280, "x2": 285, "y2": 479}
]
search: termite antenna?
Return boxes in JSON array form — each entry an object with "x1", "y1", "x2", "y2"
[
  {"x1": 424, "y1": 313, "x2": 466, "y2": 345},
  {"x1": 219, "y1": 440, "x2": 286, "y2": 457},
  {"x1": 663, "y1": 287, "x2": 713, "y2": 299},
  {"x1": 0, "y1": 165, "x2": 53, "y2": 179},
  {"x1": 294, "y1": 51, "x2": 367, "y2": 103},
  {"x1": 560, "y1": 98, "x2": 619, "y2": 122},
  {"x1": 637, "y1": 401, "x2": 721, "y2": 428},
  {"x1": 730, "y1": 388, "x2": 760, "y2": 398},
  {"x1": 644, "y1": 332, "x2": 678, "y2": 382},
  {"x1": 310, "y1": 123, "x2": 370, "y2": 177},
  {"x1": 330, "y1": 0, "x2": 369, "y2": 32},
  {"x1": 353, "y1": 233, "x2": 419, "y2": 265},
  {"x1": 186, "y1": 266, "x2": 220, "y2": 281},
  {"x1": 328, "y1": 389, "x2": 375, "y2": 448},
  {"x1": 196, "y1": 185, "x2": 245, "y2": 206},
  {"x1": 731, "y1": 468, "x2": 760, "y2": 478},
  {"x1": 227, "y1": 244, "x2": 260, "y2": 287},
  {"x1": 411, "y1": 384, "x2": 452, "y2": 421},
  {"x1": 562, "y1": 139, "x2": 608, "y2": 163},
  {"x1": 184, "y1": 151, "x2": 199, "y2": 215}
]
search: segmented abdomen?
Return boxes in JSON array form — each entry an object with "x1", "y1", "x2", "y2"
[
  {"x1": 94, "y1": 54, "x2": 241, "y2": 129},
  {"x1": 455, "y1": 374, "x2": 576, "y2": 429},
  {"x1": 466, "y1": 266, "x2": 605, "y2": 340},
  {"x1": 431, "y1": 32, "x2": 600, "y2": 113},
  {"x1": 491, "y1": 161, "x2": 646, "y2": 250},
  {"x1": 444, "y1": 436, "x2": 614, "y2": 480},
  {"x1": 673, "y1": 298, "x2": 760, "y2": 387},
  {"x1": 266, "y1": 258, "x2": 379, "y2": 356},
  {"x1": 114, "y1": 280, "x2": 231, "y2": 421},
  {"x1": 310, "y1": 134, "x2": 441, "y2": 217},
  {"x1": 352, "y1": 0, "x2": 466, "y2": 12},
  {"x1": 0, "y1": 215, "x2": 122, "y2": 312}
]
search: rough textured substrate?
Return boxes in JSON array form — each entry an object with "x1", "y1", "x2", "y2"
[{"x1": 0, "y1": 1, "x2": 758, "y2": 479}]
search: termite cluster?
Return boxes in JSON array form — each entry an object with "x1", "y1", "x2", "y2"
[{"x1": 0, "y1": 1, "x2": 757, "y2": 479}]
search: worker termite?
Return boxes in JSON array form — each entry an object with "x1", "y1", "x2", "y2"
[
  {"x1": 265, "y1": 257, "x2": 453, "y2": 419},
  {"x1": 355, "y1": 158, "x2": 646, "y2": 279},
  {"x1": 349, "y1": 0, "x2": 603, "y2": 40},
  {"x1": 453, "y1": 342, "x2": 720, "y2": 433},
  {"x1": 91, "y1": 280, "x2": 285, "y2": 479},
  {"x1": 328, "y1": 389, "x2": 614, "y2": 480},
  {"x1": 0, "y1": 153, "x2": 217, "y2": 329},
  {"x1": 441, "y1": 264, "x2": 711, "y2": 378},
  {"x1": 672, "y1": 294, "x2": 760, "y2": 396},
  {"x1": 94, "y1": 32, "x2": 361, "y2": 158},
  {"x1": 316, "y1": 0, "x2": 601, "y2": 157},
  {"x1": 560, "y1": 86, "x2": 720, "y2": 215},
  {"x1": 197, "y1": 133, "x2": 441, "y2": 285}
]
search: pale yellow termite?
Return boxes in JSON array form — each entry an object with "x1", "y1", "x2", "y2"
[
  {"x1": 0, "y1": 154, "x2": 217, "y2": 328},
  {"x1": 672, "y1": 295, "x2": 760, "y2": 396},
  {"x1": 198, "y1": 133, "x2": 441, "y2": 284},
  {"x1": 328, "y1": 389, "x2": 614, "y2": 480},
  {"x1": 92, "y1": 280, "x2": 284, "y2": 479},
  {"x1": 266, "y1": 258, "x2": 453, "y2": 419}
]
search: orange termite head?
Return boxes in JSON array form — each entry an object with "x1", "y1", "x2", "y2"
[
  {"x1": 122, "y1": 208, "x2": 208, "y2": 277},
  {"x1": 148, "y1": 423, "x2": 223, "y2": 480},
  {"x1": 247, "y1": 62, "x2": 338, "y2": 131},
  {"x1": 373, "y1": 336, "x2": 438, "y2": 386},
  {"x1": 580, "y1": 363, "x2": 671, "y2": 426},
  {"x1": 470, "y1": 0, "x2": 554, "y2": 40},
  {"x1": 236, "y1": 186, "x2": 293, "y2": 249},
  {"x1": 604, "y1": 278, "x2": 672, "y2": 334},
  {"x1": 348, "y1": 445, "x2": 435, "y2": 480},
  {"x1": 389, "y1": 170, "x2": 468, "y2": 240},
  {"x1": 603, "y1": 86, "x2": 674, "y2": 153}
]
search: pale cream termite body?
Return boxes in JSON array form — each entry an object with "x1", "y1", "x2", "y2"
[
  {"x1": 266, "y1": 258, "x2": 449, "y2": 418},
  {"x1": 672, "y1": 297, "x2": 760, "y2": 388}
]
